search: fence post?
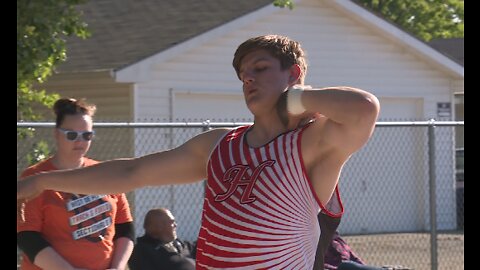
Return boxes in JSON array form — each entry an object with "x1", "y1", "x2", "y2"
[
  {"x1": 202, "y1": 120, "x2": 212, "y2": 132},
  {"x1": 428, "y1": 119, "x2": 438, "y2": 270}
]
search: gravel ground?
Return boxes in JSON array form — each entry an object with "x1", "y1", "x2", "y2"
[
  {"x1": 343, "y1": 231, "x2": 464, "y2": 270},
  {"x1": 17, "y1": 231, "x2": 463, "y2": 270}
]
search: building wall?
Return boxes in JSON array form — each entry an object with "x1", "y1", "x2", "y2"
[
  {"x1": 42, "y1": 71, "x2": 134, "y2": 121},
  {"x1": 134, "y1": 0, "x2": 458, "y2": 119},
  {"x1": 453, "y1": 80, "x2": 464, "y2": 148},
  {"x1": 40, "y1": 71, "x2": 135, "y2": 159}
]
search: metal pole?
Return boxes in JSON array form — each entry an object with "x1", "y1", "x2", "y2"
[
  {"x1": 428, "y1": 120, "x2": 438, "y2": 270},
  {"x1": 168, "y1": 88, "x2": 175, "y2": 211},
  {"x1": 201, "y1": 120, "x2": 212, "y2": 193}
]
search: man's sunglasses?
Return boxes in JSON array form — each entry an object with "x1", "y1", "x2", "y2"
[{"x1": 58, "y1": 128, "x2": 95, "y2": 141}]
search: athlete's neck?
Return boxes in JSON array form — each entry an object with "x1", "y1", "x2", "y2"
[{"x1": 245, "y1": 123, "x2": 286, "y2": 148}]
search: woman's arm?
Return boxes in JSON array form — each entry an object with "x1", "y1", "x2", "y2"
[
  {"x1": 109, "y1": 237, "x2": 134, "y2": 270},
  {"x1": 33, "y1": 247, "x2": 83, "y2": 270}
]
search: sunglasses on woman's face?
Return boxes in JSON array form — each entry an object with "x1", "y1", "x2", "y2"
[{"x1": 57, "y1": 128, "x2": 95, "y2": 141}]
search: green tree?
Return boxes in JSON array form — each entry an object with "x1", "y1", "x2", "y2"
[
  {"x1": 353, "y1": 0, "x2": 463, "y2": 42},
  {"x1": 17, "y1": 0, "x2": 91, "y2": 164},
  {"x1": 273, "y1": 0, "x2": 463, "y2": 42},
  {"x1": 17, "y1": 0, "x2": 90, "y2": 121},
  {"x1": 273, "y1": 0, "x2": 294, "y2": 10}
]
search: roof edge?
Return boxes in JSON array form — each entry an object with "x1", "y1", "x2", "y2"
[
  {"x1": 115, "y1": 0, "x2": 463, "y2": 82},
  {"x1": 328, "y1": 0, "x2": 463, "y2": 78},
  {"x1": 114, "y1": 3, "x2": 278, "y2": 83}
]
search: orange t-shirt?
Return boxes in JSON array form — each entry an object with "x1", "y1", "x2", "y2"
[{"x1": 17, "y1": 157, "x2": 133, "y2": 270}]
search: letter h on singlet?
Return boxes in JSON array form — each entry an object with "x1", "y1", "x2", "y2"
[{"x1": 214, "y1": 160, "x2": 275, "y2": 204}]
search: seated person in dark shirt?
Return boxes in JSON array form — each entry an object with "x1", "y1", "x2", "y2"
[{"x1": 128, "y1": 208, "x2": 196, "y2": 270}]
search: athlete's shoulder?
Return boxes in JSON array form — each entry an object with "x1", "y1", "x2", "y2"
[
  {"x1": 83, "y1": 157, "x2": 99, "y2": 166},
  {"x1": 199, "y1": 127, "x2": 235, "y2": 142}
]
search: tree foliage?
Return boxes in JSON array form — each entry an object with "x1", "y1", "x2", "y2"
[
  {"x1": 273, "y1": 0, "x2": 294, "y2": 10},
  {"x1": 356, "y1": 0, "x2": 463, "y2": 41},
  {"x1": 273, "y1": 0, "x2": 463, "y2": 42},
  {"x1": 17, "y1": 0, "x2": 91, "y2": 164},
  {"x1": 17, "y1": 0, "x2": 90, "y2": 121}
]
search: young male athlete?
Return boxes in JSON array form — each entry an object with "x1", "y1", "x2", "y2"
[{"x1": 18, "y1": 34, "x2": 380, "y2": 269}]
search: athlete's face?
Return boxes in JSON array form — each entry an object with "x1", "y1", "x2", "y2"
[
  {"x1": 55, "y1": 114, "x2": 93, "y2": 160},
  {"x1": 238, "y1": 49, "x2": 291, "y2": 115}
]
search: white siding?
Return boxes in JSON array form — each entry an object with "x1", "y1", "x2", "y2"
[
  {"x1": 131, "y1": 0, "x2": 459, "y2": 235},
  {"x1": 452, "y1": 80, "x2": 464, "y2": 94},
  {"x1": 173, "y1": 92, "x2": 251, "y2": 120},
  {"x1": 141, "y1": 0, "x2": 456, "y2": 116}
]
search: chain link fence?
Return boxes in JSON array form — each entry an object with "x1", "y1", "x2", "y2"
[{"x1": 17, "y1": 120, "x2": 464, "y2": 270}]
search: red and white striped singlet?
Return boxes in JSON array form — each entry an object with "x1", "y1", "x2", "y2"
[{"x1": 196, "y1": 125, "x2": 343, "y2": 269}]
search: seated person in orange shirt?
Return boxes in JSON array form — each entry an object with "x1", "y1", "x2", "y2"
[{"x1": 17, "y1": 98, "x2": 134, "y2": 270}]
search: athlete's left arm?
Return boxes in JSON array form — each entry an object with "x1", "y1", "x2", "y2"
[
  {"x1": 303, "y1": 86, "x2": 380, "y2": 154},
  {"x1": 300, "y1": 86, "x2": 380, "y2": 203}
]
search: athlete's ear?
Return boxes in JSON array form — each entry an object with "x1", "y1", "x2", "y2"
[{"x1": 289, "y1": 64, "x2": 301, "y2": 84}]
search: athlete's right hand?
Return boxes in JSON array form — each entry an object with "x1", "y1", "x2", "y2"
[{"x1": 17, "y1": 176, "x2": 43, "y2": 222}]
